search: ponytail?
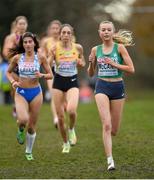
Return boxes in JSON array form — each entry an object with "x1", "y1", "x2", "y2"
[{"x1": 113, "y1": 30, "x2": 134, "y2": 46}]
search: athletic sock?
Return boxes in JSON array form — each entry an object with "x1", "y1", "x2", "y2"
[
  {"x1": 25, "y1": 132, "x2": 36, "y2": 154},
  {"x1": 107, "y1": 156, "x2": 113, "y2": 164}
]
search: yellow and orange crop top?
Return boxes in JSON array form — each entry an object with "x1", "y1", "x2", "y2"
[
  {"x1": 45, "y1": 37, "x2": 54, "y2": 54},
  {"x1": 55, "y1": 42, "x2": 79, "y2": 77},
  {"x1": 45, "y1": 37, "x2": 57, "y2": 67}
]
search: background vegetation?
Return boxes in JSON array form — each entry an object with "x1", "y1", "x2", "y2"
[{"x1": 0, "y1": 0, "x2": 154, "y2": 88}]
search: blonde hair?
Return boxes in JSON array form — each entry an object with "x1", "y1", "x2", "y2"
[
  {"x1": 15, "y1": 16, "x2": 28, "y2": 25},
  {"x1": 99, "y1": 21, "x2": 134, "y2": 46},
  {"x1": 113, "y1": 30, "x2": 134, "y2": 46},
  {"x1": 49, "y1": 20, "x2": 62, "y2": 27}
]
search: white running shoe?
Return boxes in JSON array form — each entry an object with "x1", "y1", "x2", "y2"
[
  {"x1": 62, "y1": 142, "x2": 71, "y2": 153},
  {"x1": 107, "y1": 160, "x2": 115, "y2": 171},
  {"x1": 69, "y1": 128, "x2": 77, "y2": 146}
]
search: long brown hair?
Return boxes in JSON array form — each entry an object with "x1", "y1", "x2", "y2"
[{"x1": 9, "y1": 32, "x2": 39, "y2": 58}]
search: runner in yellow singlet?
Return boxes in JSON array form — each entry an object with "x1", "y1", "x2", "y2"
[{"x1": 48, "y1": 24, "x2": 85, "y2": 153}]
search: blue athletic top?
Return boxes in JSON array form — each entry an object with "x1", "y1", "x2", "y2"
[{"x1": 18, "y1": 53, "x2": 40, "y2": 78}]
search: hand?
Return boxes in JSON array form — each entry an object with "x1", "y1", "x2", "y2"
[
  {"x1": 35, "y1": 71, "x2": 43, "y2": 78},
  {"x1": 12, "y1": 81, "x2": 20, "y2": 89},
  {"x1": 104, "y1": 57, "x2": 116, "y2": 66},
  {"x1": 89, "y1": 54, "x2": 95, "y2": 63},
  {"x1": 77, "y1": 58, "x2": 85, "y2": 67}
]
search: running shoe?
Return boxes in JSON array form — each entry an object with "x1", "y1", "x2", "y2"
[
  {"x1": 54, "y1": 122, "x2": 58, "y2": 129},
  {"x1": 107, "y1": 160, "x2": 115, "y2": 171},
  {"x1": 16, "y1": 129, "x2": 25, "y2": 145},
  {"x1": 25, "y1": 153, "x2": 34, "y2": 161},
  {"x1": 53, "y1": 117, "x2": 58, "y2": 129},
  {"x1": 69, "y1": 129, "x2": 77, "y2": 146},
  {"x1": 62, "y1": 142, "x2": 71, "y2": 153}
]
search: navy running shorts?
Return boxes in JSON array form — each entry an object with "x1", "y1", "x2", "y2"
[{"x1": 95, "y1": 79, "x2": 125, "y2": 100}]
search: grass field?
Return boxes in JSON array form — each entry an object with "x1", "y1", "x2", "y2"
[{"x1": 0, "y1": 90, "x2": 154, "y2": 179}]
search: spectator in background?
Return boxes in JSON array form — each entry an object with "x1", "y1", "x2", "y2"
[{"x1": 0, "y1": 58, "x2": 12, "y2": 104}]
